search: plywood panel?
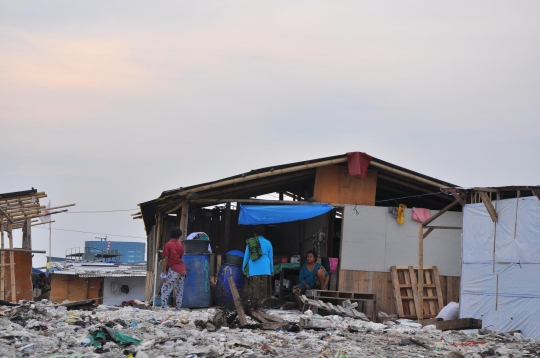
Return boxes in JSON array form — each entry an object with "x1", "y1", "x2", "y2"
[
  {"x1": 50, "y1": 274, "x2": 69, "y2": 303},
  {"x1": 87, "y1": 278, "x2": 103, "y2": 302},
  {"x1": 313, "y1": 165, "x2": 377, "y2": 205},
  {"x1": 4, "y1": 251, "x2": 33, "y2": 302},
  {"x1": 67, "y1": 276, "x2": 89, "y2": 302}
]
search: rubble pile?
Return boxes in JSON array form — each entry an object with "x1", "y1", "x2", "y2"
[{"x1": 0, "y1": 301, "x2": 539, "y2": 357}]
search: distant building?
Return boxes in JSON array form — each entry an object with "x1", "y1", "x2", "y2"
[{"x1": 84, "y1": 241, "x2": 146, "y2": 264}]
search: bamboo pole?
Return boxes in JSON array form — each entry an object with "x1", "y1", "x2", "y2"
[
  {"x1": 0, "y1": 192, "x2": 46, "y2": 204},
  {"x1": 9, "y1": 209, "x2": 68, "y2": 221},
  {"x1": 32, "y1": 220, "x2": 55, "y2": 227},
  {"x1": 173, "y1": 158, "x2": 349, "y2": 197},
  {"x1": 7, "y1": 221, "x2": 15, "y2": 303},
  {"x1": 370, "y1": 162, "x2": 449, "y2": 189},
  {"x1": 7, "y1": 203, "x2": 74, "y2": 217},
  {"x1": 418, "y1": 224, "x2": 424, "y2": 323}
]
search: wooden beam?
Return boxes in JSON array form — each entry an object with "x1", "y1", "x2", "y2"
[
  {"x1": 423, "y1": 228, "x2": 434, "y2": 239},
  {"x1": 7, "y1": 222, "x2": 15, "y2": 303},
  {"x1": 0, "y1": 208, "x2": 13, "y2": 224},
  {"x1": 172, "y1": 158, "x2": 348, "y2": 198},
  {"x1": 0, "y1": 249, "x2": 46, "y2": 253},
  {"x1": 228, "y1": 276, "x2": 247, "y2": 326},
  {"x1": 435, "y1": 318, "x2": 482, "y2": 331},
  {"x1": 473, "y1": 187, "x2": 500, "y2": 193},
  {"x1": 478, "y1": 191, "x2": 498, "y2": 222},
  {"x1": 369, "y1": 161, "x2": 449, "y2": 189},
  {"x1": 3, "y1": 203, "x2": 74, "y2": 218},
  {"x1": 424, "y1": 226, "x2": 462, "y2": 230},
  {"x1": 422, "y1": 199, "x2": 460, "y2": 226},
  {"x1": 31, "y1": 220, "x2": 55, "y2": 227},
  {"x1": 378, "y1": 174, "x2": 454, "y2": 201},
  {"x1": 0, "y1": 192, "x2": 46, "y2": 204},
  {"x1": 179, "y1": 202, "x2": 188, "y2": 240},
  {"x1": 10, "y1": 209, "x2": 68, "y2": 221},
  {"x1": 531, "y1": 188, "x2": 540, "y2": 201}
]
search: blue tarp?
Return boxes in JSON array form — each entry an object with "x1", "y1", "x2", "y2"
[{"x1": 238, "y1": 204, "x2": 334, "y2": 225}]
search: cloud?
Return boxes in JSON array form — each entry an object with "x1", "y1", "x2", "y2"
[{"x1": 0, "y1": 28, "x2": 150, "y2": 93}]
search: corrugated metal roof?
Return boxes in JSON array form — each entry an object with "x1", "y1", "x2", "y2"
[{"x1": 51, "y1": 262, "x2": 146, "y2": 278}]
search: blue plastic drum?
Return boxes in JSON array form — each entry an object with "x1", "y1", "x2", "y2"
[
  {"x1": 215, "y1": 262, "x2": 245, "y2": 308},
  {"x1": 181, "y1": 253, "x2": 211, "y2": 308}
]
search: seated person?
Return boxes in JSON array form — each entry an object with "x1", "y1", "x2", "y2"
[{"x1": 293, "y1": 250, "x2": 329, "y2": 310}]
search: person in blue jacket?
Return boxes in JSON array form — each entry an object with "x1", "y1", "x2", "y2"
[
  {"x1": 293, "y1": 250, "x2": 329, "y2": 310},
  {"x1": 242, "y1": 225, "x2": 274, "y2": 277}
]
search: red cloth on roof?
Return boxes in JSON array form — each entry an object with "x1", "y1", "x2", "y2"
[
  {"x1": 162, "y1": 239, "x2": 186, "y2": 275},
  {"x1": 347, "y1": 152, "x2": 373, "y2": 179}
]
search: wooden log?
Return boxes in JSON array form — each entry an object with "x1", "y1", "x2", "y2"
[
  {"x1": 478, "y1": 191, "x2": 498, "y2": 222},
  {"x1": 435, "y1": 318, "x2": 482, "y2": 331},
  {"x1": 228, "y1": 276, "x2": 247, "y2": 326},
  {"x1": 418, "y1": 224, "x2": 424, "y2": 322}
]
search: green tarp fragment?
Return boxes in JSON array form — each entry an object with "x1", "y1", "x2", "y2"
[{"x1": 87, "y1": 327, "x2": 141, "y2": 347}]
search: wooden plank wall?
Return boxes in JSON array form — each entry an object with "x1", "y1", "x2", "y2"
[
  {"x1": 338, "y1": 269, "x2": 460, "y2": 315},
  {"x1": 50, "y1": 275, "x2": 104, "y2": 303},
  {"x1": 313, "y1": 165, "x2": 378, "y2": 205},
  {"x1": 4, "y1": 251, "x2": 33, "y2": 302}
]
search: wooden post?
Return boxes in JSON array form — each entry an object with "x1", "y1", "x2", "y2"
[
  {"x1": 22, "y1": 219, "x2": 32, "y2": 249},
  {"x1": 0, "y1": 216, "x2": 4, "y2": 300},
  {"x1": 418, "y1": 224, "x2": 423, "y2": 323},
  {"x1": 179, "y1": 201, "x2": 189, "y2": 240},
  {"x1": 224, "y1": 203, "x2": 231, "y2": 254},
  {"x1": 7, "y1": 221, "x2": 16, "y2": 303}
]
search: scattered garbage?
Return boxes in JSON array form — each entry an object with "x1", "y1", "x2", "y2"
[{"x1": 0, "y1": 299, "x2": 539, "y2": 357}]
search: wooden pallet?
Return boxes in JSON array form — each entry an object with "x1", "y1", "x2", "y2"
[
  {"x1": 390, "y1": 266, "x2": 444, "y2": 319},
  {"x1": 300, "y1": 295, "x2": 370, "y2": 321}
]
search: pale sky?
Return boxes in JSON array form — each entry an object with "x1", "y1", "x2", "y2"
[{"x1": 1, "y1": 1, "x2": 539, "y2": 267}]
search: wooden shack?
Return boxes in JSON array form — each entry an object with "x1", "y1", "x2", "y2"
[{"x1": 137, "y1": 152, "x2": 462, "y2": 315}]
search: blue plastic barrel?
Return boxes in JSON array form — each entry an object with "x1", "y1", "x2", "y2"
[
  {"x1": 181, "y1": 254, "x2": 211, "y2": 308},
  {"x1": 215, "y1": 262, "x2": 245, "y2": 308}
]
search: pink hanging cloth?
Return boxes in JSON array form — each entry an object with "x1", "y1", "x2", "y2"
[
  {"x1": 412, "y1": 207, "x2": 431, "y2": 223},
  {"x1": 347, "y1": 152, "x2": 373, "y2": 179}
]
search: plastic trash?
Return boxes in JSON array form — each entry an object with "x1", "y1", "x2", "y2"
[
  {"x1": 19, "y1": 343, "x2": 35, "y2": 351},
  {"x1": 160, "y1": 273, "x2": 167, "y2": 280},
  {"x1": 130, "y1": 322, "x2": 138, "y2": 328}
]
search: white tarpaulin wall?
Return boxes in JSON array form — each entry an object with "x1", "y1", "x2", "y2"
[{"x1": 461, "y1": 196, "x2": 540, "y2": 339}]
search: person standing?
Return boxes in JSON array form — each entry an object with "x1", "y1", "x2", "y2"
[
  {"x1": 242, "y1": 226, "x2": 274, "y2": 299},
  {"x1": 160, "y1": 227, "x2": 187, "y2": 310}
]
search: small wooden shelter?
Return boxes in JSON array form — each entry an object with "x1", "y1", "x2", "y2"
[
  {"x1": 137, "y1": 152, "x2": 463, "y2": 314},
  {"x1": 0, "y1": 188, "x2": 73, "y2": 302}
]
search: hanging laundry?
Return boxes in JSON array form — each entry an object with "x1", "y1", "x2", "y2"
[
  {"x1": 388, "y1": 207, "x2": 398, "y2": 218},
  {"x1": 412, "y1": 207, "x2": 431, "y2": 223},
  {"x1": 397, "y1": 204, "x2": 407, "y2": 224}
]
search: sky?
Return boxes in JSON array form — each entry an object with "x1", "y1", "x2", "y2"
[{"x1": 1, "y1": 1, "x2": 539, "y2": 267}]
